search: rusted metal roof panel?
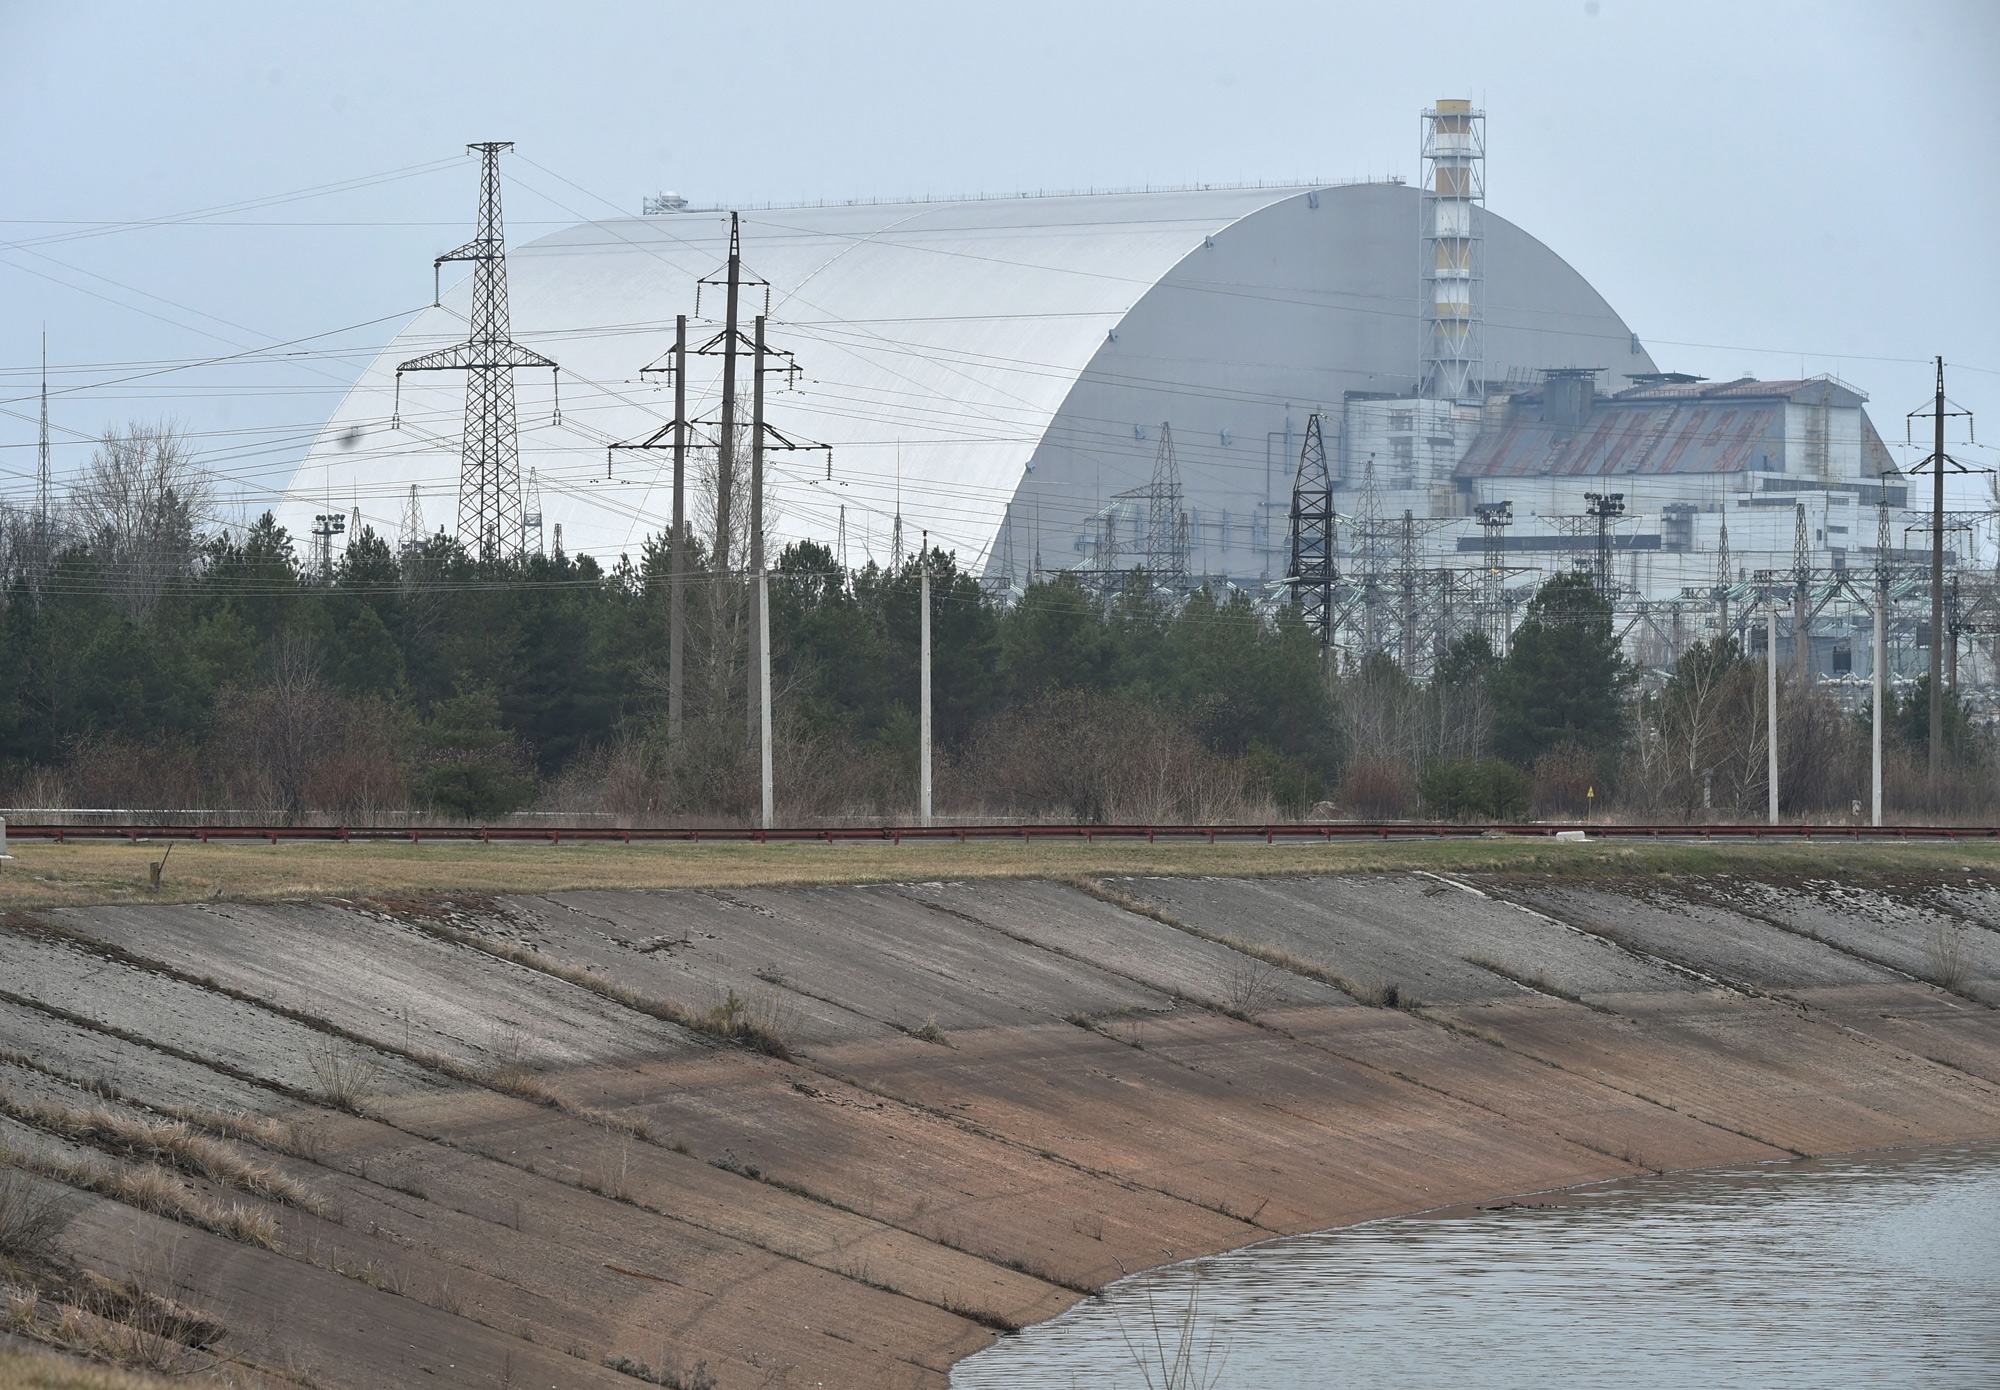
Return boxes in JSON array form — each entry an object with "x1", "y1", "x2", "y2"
[{"x1": 1455, "y1": 402, "x2": 1781, "y2": 478}]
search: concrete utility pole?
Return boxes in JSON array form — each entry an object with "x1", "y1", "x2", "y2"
[
  {"x1": 1767, "y1": 599, "x2": 1780, "y2": 826},
  {"x1": 669, "y1": 313, "x2": 687, "y2": 749},
  {"x1": 715, "y1": 213, "x2": 741, "y2": 580},
  {"x1": 758, "y1": 570, "x2": 773, "y2": 829},
  {"x1": 920, "y1": 552, "x2": 933, "y2": 829},
  {"x1": 747, "y1": 314, "x2": 766, "y2": 740},
  {"x1": 1873, "y1": 581, "x2": 1885, "y2": 827},
  {"x1": 1929, "y1": 356, "x2": 1946, "y2": 795}
]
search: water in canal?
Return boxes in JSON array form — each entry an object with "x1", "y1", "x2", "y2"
[{"x1": 950, "y1": 1144, "x2": 2000, "y2": 1388}]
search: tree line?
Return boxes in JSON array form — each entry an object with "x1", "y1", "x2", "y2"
[{"x1": 1, "y1": 424, "x2": 1988, "y2": 822}]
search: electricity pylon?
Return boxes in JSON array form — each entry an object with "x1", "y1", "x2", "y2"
[
  {"x1": 395, "y1": 142, "x2": 558, "y2": 561},
  {"x1": 1285, "y1": 412, "x2": 1335, "y2": 650},
  {"x1": 1145, "y1": 422, "x2": 1190, "y2": 589}
]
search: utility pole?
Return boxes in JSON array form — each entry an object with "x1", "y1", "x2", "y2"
[
  {"x1": 606, "y1": 315, "x2": 694, "y2": 749},
  {"x1": 671, "y1": 314, "x2": 688, "y2": 748},
  {"x1": 920, "y1": 531, "x2": 932, "y2": 828},
  {"x1": 1767, "y1": 597, "x2": 1780, "y2": 826},
  {"x1": 34, "y1": 331, "x2": 51, "y2": 582},
  {"x1": 758, "y1": 570, "x2": 773, "y2": 828},
  {"x1": 1905, "y1": 358, "x2": 1973, "y2": 798},
  {"x1": 1875, "y1": 469, "x2": 1891, "y2": 825},
  {"x1": 395, "y1": 142, "x2": 558, "y2": 562},
  {"x1": 747, "y1": 313, "x2": 766, "y2": 741},
  {"x1": 716, "y1": 213, "x2": 742, "y2": 582},
  {"x1": 1873, "y1": 576, "x2": 1885, "y2": 827},
  {"x1": 1930, "y1": 358, "x2": 1944, "y2": 792},
  {"x1": 1793, "y1": 501, "x2": 1812, "y2": 684}
]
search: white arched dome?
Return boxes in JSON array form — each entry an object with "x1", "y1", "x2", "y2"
[{"x1": 280, "y1": 181, "x2": 1651, "y2": 577}]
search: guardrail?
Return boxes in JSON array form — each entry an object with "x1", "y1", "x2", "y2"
[{"x1": 5, "y1": 822, "x2": 1998, "y2": 845}]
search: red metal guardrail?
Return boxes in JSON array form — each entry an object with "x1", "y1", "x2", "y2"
[{"x1": 6, "y1": 822, "x2": 1998, "y2": 846}]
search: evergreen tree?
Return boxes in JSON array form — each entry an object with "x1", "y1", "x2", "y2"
[{"x1": 1490, "y1": 573, "x2": 1631, "y2": 765}]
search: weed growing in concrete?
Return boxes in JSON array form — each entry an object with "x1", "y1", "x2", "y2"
[
  {"x1": 1927, "y1": 922, "x2": 1972, "y2": 991},
  {"x1": 0, "y1": 1167, "x2": 74, "y2": 1262},
  {"x1": 585, "y1": 1136, "x2": 634, "y2": 1202},
  {"x1": 904, "y1": 1014, "x2": 950, "y2": 1046},
  {"x1": 1220, "y1": 953, "x2": 1282, "y2": 1019},
  {"x1": 305, "y1": 1038, "x2": 381, "y2": 1113},
  {"x1": 706, "y1": 986, "x2": 800, "y2": 1058},
  {"x1": 1072, "y1": 1212, "x2": 1105, "y2": 1241},
  {"x1": 1356, "y1": 981, "x2": 1403, "y2": 1009}
]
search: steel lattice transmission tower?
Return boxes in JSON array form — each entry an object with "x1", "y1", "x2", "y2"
[
  {"x1": 398, "y1": 485, "x2": 426, "y2": 560},
  {"x1": 397, "y1": 143, "x2": 557, "y2": 561},
  {"x1": 1285, "y1": 412, "x2": 1336, "y2": 648},
  {"x1": 1144, "y1": 421, "x2": 1190, "y2": 588}
]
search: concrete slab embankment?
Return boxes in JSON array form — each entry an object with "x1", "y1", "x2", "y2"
[{"x1": 2, "y1": 869, "x2": 1998, "y2": 1387}]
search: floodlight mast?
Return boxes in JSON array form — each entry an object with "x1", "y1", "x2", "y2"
[{"x1": 395, "y1": 142, "x2": 559, "y2": 562}]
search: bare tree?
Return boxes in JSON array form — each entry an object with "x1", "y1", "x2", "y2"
[
  {"x1": 214, "y1": 633, "x2": 339, "y2": 820},
  {"x1": 70, "y1": 421, "x2": 210, "y2": 621},
  {"x1": 1650, "y1": 637, "x2": 1742, "y2": 821}
]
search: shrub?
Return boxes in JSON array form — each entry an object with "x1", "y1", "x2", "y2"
[
  {"x1": 1417, "y1": 757, "x2": 1531, "y2": 821},
  {"x1": 1336, "y1": 755, "x2": 1412, "y2": 820}
]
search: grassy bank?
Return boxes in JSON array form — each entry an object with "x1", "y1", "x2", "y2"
[{"x1": 1, "y1": 833, "x2": 1997, "y2": 909}]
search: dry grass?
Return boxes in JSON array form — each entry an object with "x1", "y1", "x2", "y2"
[
  {"x1": 166, "y1": 1107, "x2": 325, "y2": 1165},
  {"x1": 0, "y1": 1342, "x2": 184, "y2": 1388},
  {"x1": 2, "y1": 1238, "x2": 236, "y2": 1382},
  {"x1": 4, "y1": 836, "x2": 1998, "y2": 910},
  {"x1": 0, "y1": 1168, "x2": 75, "y2": 1263},
  {"x1": 303, "y1": 1038, "x2": 380, "y2": 1114},
  {"x1": 1927, "y1": 922, "x2": 1973, "y2": 992},
  {"x1": 0, "y1": 1089, "x2": 328, "y2": 1216},
  {"x1": 0, "y1": 1146, "x2": 280, "y2": 1251},
  {"x1": 1219, "y1": 954, "x2": 1283, "y2": 1019}
]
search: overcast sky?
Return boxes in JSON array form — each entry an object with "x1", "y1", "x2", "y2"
[{"x1": 3, "y1": 0, "x2": 1996, "y2": 528}]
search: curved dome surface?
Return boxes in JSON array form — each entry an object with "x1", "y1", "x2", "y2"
[{"x1": 279, "y1": 182, "x2": 1654, "y2": 576}]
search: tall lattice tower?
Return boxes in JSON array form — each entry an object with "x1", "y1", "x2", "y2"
[
  {"x1": 33, "y1": 332, "x2": 53, "y2": 577},
  {"x1": 397, "y1": 142, "x2": 557, "y2": 561},
  {"x1": 522, "y1": 467, "x2": 545, "y2": 558},
  {"x1": 1715, "y1": 513, "x2": 1733, "y2": 639},
  {"x1": 1285, "y1": 412, "x2": 1336, "y2": 648},
  {"x1": 399, "y1": 485, "x2": 426, "y2": 559},
  {"x1": 1475, "y1": 499, "x2": 1512, "y2": 649},
  {"x1": 1420, "y1": 99, "x2": 1486, "y2": 403},
  {"x1": 1144, "y1": 422, "x2": 1190, "y2": 588}
]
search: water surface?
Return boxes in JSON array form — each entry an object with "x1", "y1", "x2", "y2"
[{"x1": 951, "y1": 1144, "x2": 2000, "y2": 1388}]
